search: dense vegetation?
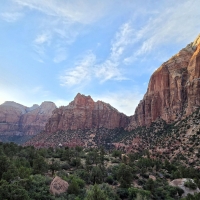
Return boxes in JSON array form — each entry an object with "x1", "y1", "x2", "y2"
[
  {"x1": 113, "y1": 107, "x2": 200, "y2": 170},
  {"x1": 0, "y1": 142, "x2": 200, "y2": 199}
]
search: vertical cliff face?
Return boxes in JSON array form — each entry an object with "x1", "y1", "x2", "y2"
[
  {"x1": 127, "y1": 34, "x2": 200, "y2": 130},
  {"x1": 45, "y1": 93, "x2": 129, "y2": 133},
  {"x1": 0, "y1": 101, "x2": 56, "y2": 136}
]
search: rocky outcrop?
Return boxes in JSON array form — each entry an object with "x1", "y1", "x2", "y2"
[
  {"x1": 0, "y1": 101, "x2": 56, "y2": 136},
  {"x1": 169, "y1": 179, "x2": 200, "y2": 197},
  {"x1": 45, "y1": 93, "x2": 129, "y2": 133},
  {"x1": 127, "y1": 34, "x2": 200, "y2": 130},
  {"x1": 50, "y1": 176, "x2": 69, "y2": 196}
]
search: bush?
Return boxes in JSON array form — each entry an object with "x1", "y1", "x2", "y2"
[
  {"x1": 116, "y1": 188, "x2": 129, "y2": 199},
  {"x1": 184, "y1": 179, "x2": 197, "y2": 190},
  {"x1": 61, "y1": 162, "x2": 70, "y2": 170},
  {"x1": 105, "y1": 176, "x2": 114, "y2": 185},
  {"x1": 128, "y1": 187, "x2": 151, "y2": 200}
]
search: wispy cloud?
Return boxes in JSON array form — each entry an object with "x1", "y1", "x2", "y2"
[
  {"x1": 110, "y1": 22, "x2": 135, "y2": 61},
  {"x1": 34, "y1": 33, "x2": 51, "y2": 44},
  {"x1": 95, "y1": 60, "x2": 127, "y2": 83},
  {"x1": 60, "y1": 52, "x2": 96, "y2": 87},
  {"x1": 59, "y1": 22, "x2": 135, "y2": 85},
  {"x1": 13, "y1": 0, "x2": 110, "y2": 24},
  {"x1": 1, "y1": 12, "x2": 23, "y2": 22},
  {"x1": 94, "y1": 22, "x2": 135, "y2": 82},
  {"x1": 124, "y1": 1, "x2": 200, "y2": 64}
]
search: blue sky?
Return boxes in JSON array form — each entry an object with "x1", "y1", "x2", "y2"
[{"x1": 0, "y1": 0, "x2": 200, "y2": 116}]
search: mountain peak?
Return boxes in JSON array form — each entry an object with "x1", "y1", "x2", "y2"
[
  {"x1": 73, "y1": 93, "x2": 94, "y2": 107},
  {"x1": 74, "y1": 93, "x2": 93, "y2": 100},
  {"x1": 192, "y1": 33, "x2": 200, "y2": 47}
]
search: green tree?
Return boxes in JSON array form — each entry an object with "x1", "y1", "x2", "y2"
[
  {"x1": 33, "y1": 156, "x2": 48, "y2": 174},
  {"x1": 2, "y1": 164, "x2": 19, "y2": 182},
  {"x1": 117, "y1": 163, "x2": 133, "y2": 188},
  {"x1": 128, "y1": 187, "x2": 151, "y2": 200},
  {"x1": 85, "y1": 184, "x2": 109, "y2": 200},
  {"x1": 0, "y1": 155, "x2": 10, "y2": 179},
  {"x1": 90, "y1": 165, "x2": 105, "y2": 184},
  {"x1": 49, "y1": 159, "x2": 60, "y2": 176},
  {"x1": 68, "y1": 179, "x2": 80, "y2": 195},
  {"x1": 0, "y1": 180, "x2": 30, "y2": 200}
]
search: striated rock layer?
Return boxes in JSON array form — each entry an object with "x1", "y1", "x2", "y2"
[
  {"x1": 0, "y1": 101, "x2": 56, "y2": 136},
  {"x1": 45, "y1": 93, "x2": 129, "y2": 133},
  {"x1": 127, "y1": 34, "x2": 200, "y2": 130}
]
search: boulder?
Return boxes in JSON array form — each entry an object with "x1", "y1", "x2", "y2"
[
  {"x1": 169, "y1": 178, "x2": 200, "y2": 197},
  {"x1": 50, "y1": 176, "x2": 69, "y2": 196}
]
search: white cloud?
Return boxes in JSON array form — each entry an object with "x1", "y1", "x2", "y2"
[
  {"x1": 13, "y1": 0, "x2": 110, "y2": 24},
  {"x1": 95, "y1": 60, "x2": 127, "y2": 83},
  {"x1": 60, "y1": 52, "x2": 96, "y2": 87},
  {"x1": 93, "y1": 90, "x2": 143, "y2": 116},
  {"x1": 34, "y1": 33, "x2": 51, "y2": 44},
  {"x1": 125, "y1": 1, "x2": 200, "y2": 63},
  {"x1": 1, "y1": 12, "x2": 23, "y2": 22},
  {"x1": 54, "y1": 99, "x2": 69, "y2": 107},
  {"x1": 32, "y1": 32, "x2": 52, "y2": 60},
  {"x1": 110, "y1": 22, "x2": 134, "y2": 61},
  {"x1": 94, "y1": 22, "x2": 136, "y2": 82}
]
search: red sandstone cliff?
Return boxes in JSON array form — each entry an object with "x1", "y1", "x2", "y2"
[
  {"x1": 0, "y1": 101, "x2": 56, "y2": 136},
  {"x1": 45, "y1": 93, "x2": 129, "y2": 133},
  {"x1": 127, "y1": 34, "x2": 200, "y2": 130}
]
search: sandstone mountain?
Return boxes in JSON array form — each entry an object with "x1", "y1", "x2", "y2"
[
  {"x1": 45, "y1": 93, "x2": 129, "y2": 133},
  {"x1": 25, "y1": 94, "x2": 129, "y2": 148},
  {"x1": 0, "y1": 101, "x2": 56, "y2": 143},
  {"x1": 127, "y1": 34, "x2": 200, "y2": 130}
]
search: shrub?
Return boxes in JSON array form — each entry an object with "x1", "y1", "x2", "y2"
[{"x1": 184, "y1": 179, "x2": 197, "y2": 190}]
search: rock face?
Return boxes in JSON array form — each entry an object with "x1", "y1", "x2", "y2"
[
  {"x1": 169, "y1": 179, "x2": 200, "y2": 197},
  {"x1": 45, "y1": 93, "x2": 129, "y2": 133},
  {"x1": 0, "y1": 101, "x2": 56, "y2": 136},
  {"x1": 127, "y1": 34, "x2": 200, "y2": 130},
  {"x1": 50, "y1": 176, "x2": 69, "y2": 196}
]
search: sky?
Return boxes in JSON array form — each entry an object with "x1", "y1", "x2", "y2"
[{"x1": 0, "y1": 0, "x2": 200, "y2": 116}]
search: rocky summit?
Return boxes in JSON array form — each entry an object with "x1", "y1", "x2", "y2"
[{"x1": 0, "y1": 101, "x2": 56, "y2": 143}]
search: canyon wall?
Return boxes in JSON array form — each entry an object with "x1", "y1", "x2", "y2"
[{"x1": 127, "y1": 34, "x2": 200, "y2": 130}]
